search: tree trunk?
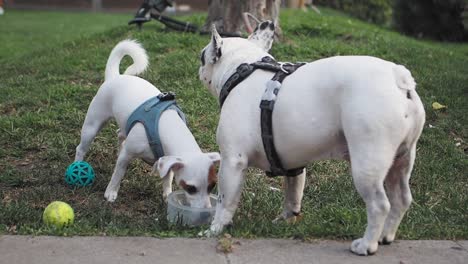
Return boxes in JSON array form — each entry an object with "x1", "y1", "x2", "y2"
[{"x1": 204, "y1": 0, "x2": 282, "y2": 36}]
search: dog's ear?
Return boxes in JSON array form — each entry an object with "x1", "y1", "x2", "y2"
[
  {"x1": 208, "y1": 24, "x2": 223, "y2": 64},
  {"x1": 206, "y1": 152, "x2": 221, "y2": 165},
  {"x1": 153, "y1": 156, "x2": 184, "y2": 178},
  {"x1": 248, "y1": 20, "x2": 275, "y2": 52}
]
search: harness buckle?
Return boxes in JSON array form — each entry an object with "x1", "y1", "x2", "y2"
[
  {"x1": 260, "y1": 80, "x2": 281, "y2": 111},
  {"x1": 278, "y1": 62, "x2": 293, "y2": 74},
  {"x1": 158, "y1": 92, "x2": 176, "y2": 101}
]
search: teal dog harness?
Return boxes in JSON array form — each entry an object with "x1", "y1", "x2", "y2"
[{"x1": 125, "y1": 92, "x2": 186, "y2": 159}]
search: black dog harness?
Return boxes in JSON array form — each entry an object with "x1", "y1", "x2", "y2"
[{"x1": 220, "y1": 56, "x2": 306, "y2": 177}]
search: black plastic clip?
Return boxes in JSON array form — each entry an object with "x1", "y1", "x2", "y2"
[{"x1": 158, "y1": 92, "x2": 176, "y2": 101}]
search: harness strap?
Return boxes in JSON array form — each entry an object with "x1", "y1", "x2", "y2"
[
  {"x1": 125, "y1": 92, "x2": 186, "y2": 160},
  {"x1": 220, "y1": 56, "x2": 306, "y2": 177},
  {"x1": 260, "y1": 61, "x2": 306, "y2": 177},
  {"x1": 220, "y1": 62, "x2": 259, "y2": 107}
]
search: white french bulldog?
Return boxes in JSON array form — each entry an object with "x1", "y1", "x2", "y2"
[
  {"x1": 75, "y1": 39, "x2": 220, "y2": 208},
  {"x1": 199, "y1": 21, "x2": 425, "y2": 255}
]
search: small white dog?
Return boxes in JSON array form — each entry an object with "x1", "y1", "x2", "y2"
[
  {"x1": 75, "y1": 40, "x2": 220, "y2": 208},
  {"x1": 199, "y1": 22, "x2": 425, "y2": 255}
]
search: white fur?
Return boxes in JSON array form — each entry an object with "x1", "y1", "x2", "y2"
[
  {"x1": 105, "y1": 40, "x2": 149, "y2": 80},
  {"x1": 75, "y1": 40, "x2": 220, "y2": 207},
  {"x1": 199, "y1": 21, "x2": 425, "y2": 255}
]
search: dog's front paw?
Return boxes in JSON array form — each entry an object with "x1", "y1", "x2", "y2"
[
  {"x1": 104, "y1": 189, "x2": 118, "y2": 202},
  {"x1": 198, "y1": 229, "x2": 214, "y2": 238},
  {"x1": 378, "y1": 234, "x2": 395, "y2": 245},
  {"x1": 350, "y1": 238, "x2": 378, "y2": 256},
  {"x1": 198, "y1": 223, "x2": 224, "y2": 237}
]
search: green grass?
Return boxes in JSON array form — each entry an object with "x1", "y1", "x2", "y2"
[
  {"x1": 0, "y1": 10, "x2": 130, "y2": 60},
  {"x1": 0, "y1": 9, "x2": 467, "y2": 239}
]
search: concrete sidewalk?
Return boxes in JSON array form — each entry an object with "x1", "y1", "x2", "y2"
[{"x1": 0, "y1": 235, "x2": 467, "y2": 264}]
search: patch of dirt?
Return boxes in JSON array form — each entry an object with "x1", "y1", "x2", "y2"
[
  {"x1": 1, "y1": 189, "x2": 21, "y2": 206},
  {"x1": 0, "y1": 103, "x2": 17, "y2": 115},
  {"x1": 7, "y1": 147, "x2": 45, "y2": 166}
]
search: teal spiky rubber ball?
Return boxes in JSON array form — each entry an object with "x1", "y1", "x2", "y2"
[{"x1": 65, "y1": 161, "x2": 95, "y2": 186}]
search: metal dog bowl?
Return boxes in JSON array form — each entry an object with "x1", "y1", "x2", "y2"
[{"x1": 167, "y1": 190, "x2": 217, "y2": 226}]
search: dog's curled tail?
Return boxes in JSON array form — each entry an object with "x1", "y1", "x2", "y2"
[
  {"x1": 393, "y1": 64, "x2": 416, "y2": 91},
  {"x1": 105, "y1": 39, "x2": 149, "y2": 81}
]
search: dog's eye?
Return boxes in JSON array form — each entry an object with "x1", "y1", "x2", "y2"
[
  {"x1": 200, "y1": 50, "x2": 206, "y2": 66},
  {"x1": 207, "y1": 182, "x2": 216, "y2": 193},
  {"x1": 185, "y1": 185, "x2": 197, "y2": 195}
]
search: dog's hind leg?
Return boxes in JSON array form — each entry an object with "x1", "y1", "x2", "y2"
[
  {"x1": 205, "y1": 153, "x2": 248, "y2": 236},
  {"x1": 104, "y1": 141, "x2": 133, "y2": 202},
  {"x1": 379, "y1": 143, "x2": 416, "y2": 245},
  {"x1": 348, "y1": 142, "x2": 395, "y2": 256},
  {"x1": 75, "y1": 98, "x2": 111, "y2": 161},
  {"x1": 273, "y1": 169, "x2": 306, "y2": 223}
]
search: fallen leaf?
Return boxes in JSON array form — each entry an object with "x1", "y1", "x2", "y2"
[
  {"x1": 216, "y1": 233, "x2": 235, "y2": 253},
  {"x1": 432, "y1": 102, "x2": 447, "y2": 110},
  {"x1": 8, "y1": 225, "x2": 17, "y2": 234}
]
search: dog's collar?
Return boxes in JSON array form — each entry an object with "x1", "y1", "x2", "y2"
[
  {"x1": 219, "y1": 56, "x2": 306, "y2": 177},
  {"x1": 219, "y1": 56, "x2": 305, "y2": 107}
]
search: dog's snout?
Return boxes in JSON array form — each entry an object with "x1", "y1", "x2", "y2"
[
  {"x1": 269, "y1": 22, "x2": 275, "y2": 31},
  {"x1": 260, "y1": 21, "x2": 269, "y2": 30}
]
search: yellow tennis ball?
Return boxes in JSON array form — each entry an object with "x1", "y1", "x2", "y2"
[{"x1": 43, "y1": 201, "x2": 74, "y2": 228}]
